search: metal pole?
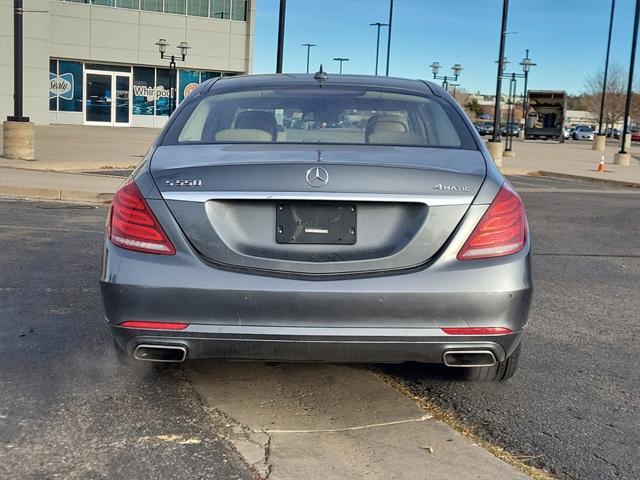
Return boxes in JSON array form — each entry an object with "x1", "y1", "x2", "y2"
[
  {"x1": 276, "y1": 0, "x2": 286, "y2": 73},
  {"x1": 168, "y1": 57, "x2": 175, "y2": 114},
  {"x1": 9, "y1": 0, "x2": 27, "y2": 121},
  {"x1": 302, "y1": 43, "x2": 315, "y2": 74},
  {"x1": 492, "y1": 0, "x2": 509, "y2": 142},
  {"x1": 619, "y1": 0, "x2": 639, "y2": 154},
  {"x1": 598, "y1": 0, "x2": 616, "y2": 135},
  {"x1": 385, "y1": 0, "x2": 393, "y2": 76},
  {"x1": 375, "y1": 24, "x2": 381, "y2": 75},
  {"x1": 505, "y1": 74, "x2": 516, "y2": 151},
  {"x1": 339, "y1": 61, "x2": 343, "y2": 74},
  {"x1": 522, "y1": 49, "x2": 530, "y2": 129}
]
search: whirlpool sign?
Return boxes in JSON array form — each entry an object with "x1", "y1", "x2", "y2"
[{"x1": 49, "y1": 73, "x2": 74, "y2": 100}]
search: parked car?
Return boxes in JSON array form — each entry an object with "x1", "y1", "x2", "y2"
[
  {"x1": 631, "y1": 130, "x2": 640, "y2": 142},
  {"x1": 501, "y1": 123, "x2": 520, "y2": 136},
  {"x1": 563, "y1": 126, "x2": 572, "y2": 139},
  {"x1": 572, "y1": 125, "x2": 595, "y2": 141},
  {"x1": 605, "y1": 127, "x2": 620, "y2": 139},
  {"x1": 477, "y1": 122, "x2": 494, "y2": 136},
  {"x1": 101, "y1": 73, "x2": 532, "y2": 382}
]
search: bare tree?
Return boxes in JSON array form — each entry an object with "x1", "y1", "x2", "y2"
[{"x1": 582, "y1": 64, "x2": 627, "y2": 132}]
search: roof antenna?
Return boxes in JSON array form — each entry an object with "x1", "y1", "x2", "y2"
[{"x1": 314, "y1": 64, "x2": 329, "y2": 83}]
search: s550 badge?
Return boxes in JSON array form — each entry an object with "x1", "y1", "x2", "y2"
[
  {"x1": 433, "y1": 183, "x2": 471, "y2": 192},
  {"x1": 165, "y1": 179, "x2": 202, "y2": 187}
]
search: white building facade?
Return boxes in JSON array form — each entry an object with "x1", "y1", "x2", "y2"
[{"x1": 0, "y1": 0, "x2": 255, "y2": 127}]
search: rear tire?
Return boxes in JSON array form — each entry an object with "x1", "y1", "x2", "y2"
[{"x1": 457, "y1": 343, "x2": 521, "y2": 382}]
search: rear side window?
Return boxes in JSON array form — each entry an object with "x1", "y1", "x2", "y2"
[{"x1": 163, "y1": 86, "x2": 476, "y2": 149}]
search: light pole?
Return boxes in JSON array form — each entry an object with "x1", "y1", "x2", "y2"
[
  {"x1": 369, "y1": 22, "x2": 388, "y2": 75},
  {"x1": 429, "y1": 62, "x2": 463, "y2": 91},
  {"x1": 333, "y1": 57, "x2": 349, "y2": 74},
  {"x1": 595, "y1": 0, "x2": 616, "y2": 151},
  {"x1": 499, "y1": 52, "x2": 536, "y2": 153},
  {"x1": 385, "y1": 0, "x2": 393, "y2": 76},
  {"x1": 2, "y1": 0, "x2": 35, "y2": 160},
  {"x1": 156, "y1": 39, "x2": 190, "y2": 114},
  {"x1": 276, "y1": 0, "x2": 286, "y2": 73},
  {"x1": 614, "y1": 0, "x2": 640, "y2": 165},
  {"x1": 301, "y1": 43, "x2": 316, "y2": 74},
  {"x1": 491, "y1": 0, "x2": 509, "y2": 156},
  {"x1": 519, "y1": 51, "x2": 536, "y2": 136}
]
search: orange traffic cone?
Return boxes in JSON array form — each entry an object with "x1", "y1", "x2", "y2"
[{"x1": 597, "y1": 155, "x2": 606, "y2": 173}]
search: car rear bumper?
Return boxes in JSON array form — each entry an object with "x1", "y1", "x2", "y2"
[
  {"x1": 110, "y1": 324, "x2": 524, "y2": 364},
  {"x1": 101, "y1": 236, "x2": 533, "y2": 364}
]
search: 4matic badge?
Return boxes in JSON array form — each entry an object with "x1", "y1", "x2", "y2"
[{"x1": 433, "y1": 183, "x2": 471, "y2": 192}]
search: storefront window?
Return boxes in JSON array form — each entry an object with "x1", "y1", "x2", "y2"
[
  {"x1": 49, "y1": 60, "x2": 58, "y2": 111},
  {"x1": 231, "y1": 0, "x2": 246, "y2": 20},
  {"x1": 155, "y1": 68, "x2": 175, "y2": 116},
  {"x1": 91, "y1": 0, "x2": 115, "y2": 6},
  {"x1": 141, "y1": 0, "x2": 162, "y2": 12},
  {"x1": 116, "y1": 0, "x2": 139, "y2": 8},
  {"x1": 58, "y1": 60, "x2": 83, "y2": 112},
  {"x1": 210, "y1": 0, "x2": 229, "y2": 18},
  {"x1": 133, "y1": 67, "x2": 155, "y2": 116},
  {"x1": 164, "y1": 0, "x2": 185, "y2": 14},
  {"x1": 200, "y1": 71, "x2": 222, "y2": 82},
  {"x1": 187, "y1": 0, "x2": 207, "y2": 16},
  {"x1": 178, "y1": 70, "x2": 200, "y2": 103}
]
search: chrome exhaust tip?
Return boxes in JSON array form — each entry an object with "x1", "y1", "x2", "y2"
[
  {"x1": 133, "y1": 344, "x2": 187, "y2": 363},
  {"x1": 443, "y1": 350, "x2": 497, "y2": 368}
]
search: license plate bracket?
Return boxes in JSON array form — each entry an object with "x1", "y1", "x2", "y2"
[{"x1": 276, "y1": 202, "x2": 357, "y2": 245}]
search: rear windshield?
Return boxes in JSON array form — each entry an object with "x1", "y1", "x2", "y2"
[{"x1": 162, "y1": 86, "x2": 476, "y2": 149}]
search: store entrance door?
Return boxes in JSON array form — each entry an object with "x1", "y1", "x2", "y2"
[{"x1": 84, "y1": 70, "x2": 131, "y2": 126}]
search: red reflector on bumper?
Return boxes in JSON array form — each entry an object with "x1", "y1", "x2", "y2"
[
  {"x1": 442, "y1": 327, "x2": 512, "y2": 335},
  {"x1": 119, "y1": 321, "x2": 188, "y2": 331}
]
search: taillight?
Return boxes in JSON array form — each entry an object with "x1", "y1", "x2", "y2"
[
  {"x1": 442, "y1": 327, "x2": 512, "y2": 335},
  {"x1": 109, "y1": 180, "x2": 176, "y2": 255},
  {"x1": 457, "y1": 183, "x2": 527, "y2": 260},
  {"x1": 119, "y1": 321, "x2": 188, "y2": 330}
]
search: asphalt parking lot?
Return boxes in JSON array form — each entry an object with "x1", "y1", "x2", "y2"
[{"x1": 0, "y1": 175, "x2": 638, "y2": 479}]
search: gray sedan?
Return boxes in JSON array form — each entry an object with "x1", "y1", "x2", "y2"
[{"x1": 101, "y1": 73, "x2": 532, "y2": 381}]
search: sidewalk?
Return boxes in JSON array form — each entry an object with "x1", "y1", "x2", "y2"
[
  {"x1": 0, "y1": 167, "x2": 123, "y2": 202},
  {"x1": 0, "y1": 124, "x2": 158, "y2": 172},
  {"x1": 186, "y1": 361, "x2": 533, "y2": 480},
  {"x1": 498, "y1": 139, "x2": 640, "y2": 186}
]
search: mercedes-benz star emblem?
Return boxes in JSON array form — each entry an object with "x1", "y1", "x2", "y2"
[{"x1": 305, "y1": 166, "x2": 329, "y2": 188}]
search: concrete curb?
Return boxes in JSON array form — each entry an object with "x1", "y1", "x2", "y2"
[
  {"x1": 537, "y1": 170, "x2": 640, "y2": 189},
  {"x1": 0, "y1": 185, "x2": 113, "y2": 203}
]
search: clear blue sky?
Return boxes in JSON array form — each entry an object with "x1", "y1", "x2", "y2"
[{"x1": 252, "y1": 0, "x2": 639, "y2": 94}]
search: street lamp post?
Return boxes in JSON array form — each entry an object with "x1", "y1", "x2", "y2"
[
  {"x1": 385, "y1": 0, "x2": 393, "y2": 76},
  {"x1": 614, "y1": 0, "x2": 640, "y2": 165},
  {"x1": 301, "y1": 43, "x2": 316, "y2": 74},
  {"x1": 276, "y1": 0, "x2": 286, "y2": 73},
  {"x1": 369, "y1": 22, "x2": 388, "y2": 75},
  {"x1": 596, "y1": 0, "x2": 616, "y2": 145},
  {"x1": 500, "y1": 52, "x2": 536, "y2": 154},
  {"x1": 333, "y1": 57, "x2": 349, "y2": 74},
  {"x1": 519, "y1": 51, "x2": 535, "y2": 137},
  {"x1": 156, "y1": 39, "x2": 190, "y2": 114},
  {"x1": 491, "y1": 0, "x2": 510, "y2": 152},
  {"x1": 429, "y1": 62, "x2": 463, "y2": 91},
  {"x1": 2, "y1": 0, "x2": 35, "y2": 160}
]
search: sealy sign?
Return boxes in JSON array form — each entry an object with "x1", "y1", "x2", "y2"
[{"x1": 49, "y1": 73, "x2": 74, "y2": 100}]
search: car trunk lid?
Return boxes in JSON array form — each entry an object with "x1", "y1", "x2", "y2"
[{"x1": 151, "y1": 144, "x2": 485, "y2": 276}]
